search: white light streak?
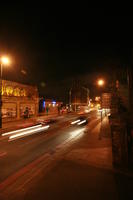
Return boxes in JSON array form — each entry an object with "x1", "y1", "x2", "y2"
[
  {"x1": 9, "y1": 125, "x2": 50, "y2": 141},
  {"x1": 70, "y1": 128, "x2": 85, "y2": 139},
  {"x1": 85, "y1": 109, "x2": 90, "y2": 113},
  {"x1": 77, "y1": 120, "x2": 86, "y2": 125},
  {"x1": 71, "y1": 120, "x2": 80, "y2": 125},
  {"x1": 2, "y1": 124, "x2": 42, "y2": 136}
]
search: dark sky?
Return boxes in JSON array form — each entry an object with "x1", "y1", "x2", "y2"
[{"x1": 0, "y1": 4, "x2": 133, "y2": 101}]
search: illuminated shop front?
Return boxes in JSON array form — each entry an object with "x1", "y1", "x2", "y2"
[
  {"x1": 39, "y1": 98, "x2": 63, "y2": 114},
  {"x1": 2, "y1": 80, "x2": 39, "y2": 121}
]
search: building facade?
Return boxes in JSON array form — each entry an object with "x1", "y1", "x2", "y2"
[
  {"x1": 69, "y1": 81, "x2": 89, "y2": 112},
  {"x1": 39, "y1": 98, "x2": 63, "y2": 114},
  {"x1": 2, "y1": 80, "x2": 39, "y2": 122}
]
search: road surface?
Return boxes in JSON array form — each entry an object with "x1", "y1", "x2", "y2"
[
  {"x1": 1, "y1": 110, "x2": 127, "y2": 200},
  {"x1": 0, "y1": 111, "x2": 99, "y2": 199}
]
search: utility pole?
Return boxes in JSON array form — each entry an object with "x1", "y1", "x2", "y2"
[
  {"x1": 75, "y1": 95, "x2": 76, "y2": 112},
  {"x1": 0, "y1": 63, "x2": 2, "y2": 129},
  {"x1": 0, "y1": 56, "x2": 10, "y2": 129},
  {"x1": 69, "y1": 88, "x2": 72, "y2": 111}
]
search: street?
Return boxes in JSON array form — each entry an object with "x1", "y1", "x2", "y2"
[
  {"x1": 0, "y1": 111, "x2": 98, "y2": 199},
  {"x1": 0, "y1": 111, "x2": 133, "y2": 200}
]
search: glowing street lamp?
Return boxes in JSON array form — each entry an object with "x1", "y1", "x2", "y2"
[
  {"x1": 1, "y1": 56, "x2": 10, "y2": 65},
  {"x1": 97, "y1": 79, "x2": 105, "y2": 87},
  {"x1": 0, "y1": 56, "x2": 10, "y2": 77},
  {"x1": 96, "y1": 78, "x2": 105, "y2": 139},
  {"x1": 0, "y1": 56, "x2": 10, "y2": 128}
]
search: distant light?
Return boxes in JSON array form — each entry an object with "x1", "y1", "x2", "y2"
[
  {"x1": 52, "y1": 101, "x2": 56, "y2": 104},
  {"x1": 21, "y1": 69, "x2": 27, "y2": 75},
  {"x1": 91, "y1": 103, "x2": 94, "y2": 108},
  {"x1": 43, "y1": 100, "x2": 45, "y2": 108},
  {"x1": 95, "y1": 96, "x2": 100, "y2": 101},
  {"x1": 98, "y1": 109, "x2": 103, "y2": 112},
  {"x1": 40, "y1": 82, "x2": 46, "y2": 88},
  {"x1": 85, "y1": 109, "x2": 89, "y2": 113},
  {"x1": 96, "y1": 103, "x2": 101, "y2": 109}
]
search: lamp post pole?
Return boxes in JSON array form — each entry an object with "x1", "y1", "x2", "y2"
[
  {"x1": 0, "y1": 56, "x2": 10, "y2": 129},
  {"x1": 0, "y1": 63, "x2": 2, "y2": 128},
  {"x1": 97, "y1": 78, "x2": 105, "y2": 140}
]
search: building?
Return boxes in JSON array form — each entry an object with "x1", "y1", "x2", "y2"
[
  {"x1": 69, "y1": 81, "x2": 90, "y2": 112},
  {"x1": 39, "y1": 98, "x2": 63, "y2": 114},
  {"x1": 2, "y1": 80, "x2": 39, "y2": 122}
]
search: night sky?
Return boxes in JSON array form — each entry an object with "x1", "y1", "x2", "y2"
[{"x1": 0, "y1": 4, "x2": 132, "y2": 102}]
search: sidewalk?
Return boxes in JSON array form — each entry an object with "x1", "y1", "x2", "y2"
[
  {"x1": 64, "y1": 116, "x2": 113, "y2": 170},
  {"x1": 64, "y1": 116, "x2": 133, "y2": 176}
]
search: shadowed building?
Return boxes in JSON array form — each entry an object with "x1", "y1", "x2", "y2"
[{"x1": 69, "y1": 81, "x2": 89, "y2": 112}]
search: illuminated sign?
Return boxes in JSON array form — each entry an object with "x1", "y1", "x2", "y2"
[
  {"x1": 1, "y1": 80, "x2": 38, "y2": 99},
  {"x1": 52, "y1": 101, "x2": 56, "y2": 104},
  {"x1": 43, "y1": 100, "x2": 45, "y2": 108},
  {"x1": 1, "y1": 85, "x2": 27, "y2": 97}
]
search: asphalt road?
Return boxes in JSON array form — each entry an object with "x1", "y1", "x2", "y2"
[{"x1": 0, "y1": 110, "x2": 100, "y2": 200}]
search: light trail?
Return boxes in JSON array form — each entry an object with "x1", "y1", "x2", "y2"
[
  {"x1": 71, "y1": 119, "x2": 80, "y2": 125},
  {"x1": 77, "y1": 120, "x2": 86, "y2": 125},
  {"x1": 9, "y1": 125, "x2": 50, "y2": 141},
  {"x1": 70, "y1": 128, "x2": 85, "y2": 139},
  {"x1": 2, "y1": 124, "x2": 42, "y2": 136}
]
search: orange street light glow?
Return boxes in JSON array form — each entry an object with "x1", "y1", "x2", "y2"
[
  {"x1": 97, "y1": 79, "x2": 104, "y2": 86},
  {"x1": 1, "y1": 56, "x2": 10, "y2": 65}
]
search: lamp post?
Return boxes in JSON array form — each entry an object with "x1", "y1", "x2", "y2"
[
  {"x1": 97, "y1": 78, "x2": 105, "y2": 139},
  {"x1": 0, "y1": 56, "x2": 10, "y2": 129},
  {"x1": 69, "y1": 88, "x2": 72, "y2": 112}
]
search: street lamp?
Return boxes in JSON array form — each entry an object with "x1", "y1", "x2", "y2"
[
  {"x1": 97, "y1": 79, "x2": 105, "y2": 87},
  {"x1": 96, "y1": 78, "x2": 105, "y2": 139},
  {"x1": 0, "y1": 56, "x2": 10, "y2": 129}
]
